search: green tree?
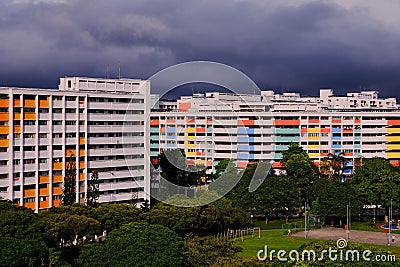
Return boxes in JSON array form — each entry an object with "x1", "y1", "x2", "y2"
[
  {"x1": 281, "y1": 143, "x2": 305, "y2": 165},
  {"x1": 351, "y1": 157, "x2": 400, "y2": 222},
  {"x1": 93, "y1": 203, "x2": 143, "y2": 232},
  {"x1": 307, "y1": 178, "x2": 362, "y2": 223},
  {"x1": 184, "y1": 235, "x2": 242, "y2": 267},
  {"x1": 256, "y1": 174, "x2": 300, "y2": 218},
  {"x1": 39, "y1": 212, "x2": 102, "y2": 249},
  {"x1": 212, "y1": 158, "x2": 237, "y2": 180},
  {"x1": 77, "y1": 222, "x2": 184, "y2": 267},
  {"x1": 0, "y1": 237, "x2": 48, "y2": 267},
  {"x1": 322, "y1": 152, "x2": 349, "y2": 181},
  {"x1": 86, "y1": 170, "x2": 99, "y2": 207},
  {"x1": 62, "y1": 156, "x2": 76, "y2": 206}
]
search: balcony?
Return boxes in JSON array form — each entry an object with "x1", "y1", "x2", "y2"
[{"x1": 274, "y1": 128, "x2": 300, "y2": 135}]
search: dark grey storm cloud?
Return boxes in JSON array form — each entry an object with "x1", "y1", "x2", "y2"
[{"x1": 1, "y1": 0, "x2": 400, "y2": 98}]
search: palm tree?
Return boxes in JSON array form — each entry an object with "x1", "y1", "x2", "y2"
[{"x1": 323, "y1": 152, "x2": 349, "y2": 182}]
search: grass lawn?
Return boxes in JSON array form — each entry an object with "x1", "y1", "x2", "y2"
[
  {"x1": 235, "y1": 230, "x2": 315, "y2": 258},
  {"x1": 236, "y1": 229, "x2": 400, "y2": 260},
  {"x1": 253, "y1": 218, "x2": 305, "y2": 230},
  {"x1": 351, "y1": 221, "x2": 400, "y2": 234}
]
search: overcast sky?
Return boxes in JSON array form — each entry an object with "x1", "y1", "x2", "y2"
[{"x1": 1, "y1": 0, "x2": 400, "y2": 98}]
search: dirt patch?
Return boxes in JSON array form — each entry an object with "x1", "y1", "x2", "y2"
[{"x1": 293, "y1": 227, "x2": 400, "y2": 247}]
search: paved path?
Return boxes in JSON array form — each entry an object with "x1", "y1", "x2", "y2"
[{"x1": 292, "y1": 227, "x2": 400, "y2": 247}]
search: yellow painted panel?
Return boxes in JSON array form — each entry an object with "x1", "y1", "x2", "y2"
[
  {"x1": 24, "y1": 189, "x2": 36, "y2": 198},
  {"x1": 388, "y1": 152, "x2": 400, "y2": 159},
  {"x1": 186, "y1": 135, "x2": 195, "y2": 140},
  {"x1": 23, "y1": 112, "x2": 36, "y2": 120},
  {"x1": 186, "y1": 151, "x2": 195, "y2": 156},
  {"x1": 308, "y1": 145, "x2": 320, "y2": 149},
  {"x1": 388, "y1": 128, "x2": 400, "y2": 134},
  {"x1": 0, "y1": 126, "x2": 9, "y2": 134},
  {"x1": 187, "y1": 143, "x2": 195, "y2": 148},
  {"x1": 308, "y1": 153, "x2": 320, "y2": 158},
  {"x1": 308, "y1": 128, "x2": 320, "y2": 133},
  {"x1": 308, "y1": 136, "x2": 320, "y2": 141},
  {"x1": 388, "y1": 136, "x2": 400, "y2": 142},
  {"x1": 388, "y1": 144, "x2": 400, "y2": 151},
  {"x1": 186, "y1": 128, "x2": 195, "y2": 133},
  {"x1": 0, "y1": 139, "x2": 9, "y2": 147},
  {"x1": 196, "y1": 160, "x2": 205, "y2": 165}
]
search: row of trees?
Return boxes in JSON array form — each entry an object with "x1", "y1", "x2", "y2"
[
  {"x1": 206, "y1": 144, "x2": 400, "y2": 224},
  {"x1": 0, "y1": 191, "x2": 252, "y2": 266},
  {"x1": 62, "y1": 156, "x2": 99, "y2": 207}
]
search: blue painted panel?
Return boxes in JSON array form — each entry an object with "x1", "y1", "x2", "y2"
[
  {"x1": 332, "y1": 136, "x2": 342, "y2": 140},
  {"x1": 331, "y1": 144, "x2": 342, "y2": 149},
  {"x1": 166, "y1": 127, "x2": 176, "y2": 133},
  {"x1": 332, "y1": 128, "x2": 342, "y2": 133},
  {"x1": 238, "y1": 145, "x2": 250, "y2": 151},
  {"x1": 238, "y1": 153, "x2": 249, "y2": 160},
  {"x1": 166, "y1": 143, "x2": 176, "y2": 148}
]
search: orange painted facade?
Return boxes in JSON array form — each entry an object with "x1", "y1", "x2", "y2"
[
  {"x1": 0, "y1": 113, "x2": 9, "y2": 121},
  {"x1": 274, "y1": 120, "x2": 300, "y2": 126}
]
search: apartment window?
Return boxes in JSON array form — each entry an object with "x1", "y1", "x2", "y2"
[
  {"x1": 66, "y1": 96, "x2": 76, "y2": 101},
  {"x1": 39, "y1": 146, "x2": 47, "y2": 151},
  {"x1": 53, "y1": 96, "x2": 62, "y2": 101},
  {"x1": 23, "y1": 120, "x2": 35, "y2": 125},
  {"x1": 39, "y1": 133, "x2": 47, "y2": 138},
  {"x1": 66, "y1": 121, "x2": 76, "y2": 125},
  {"x1": 25, "y1": 197, "x2": 35, "y2": 203},
  {"x1": 39, "y1": 158, "x2": 47, "y2": 163},
  {"x1": 24, "y1": 146, "x2": 35, "y2": 151},
  {"x1": 13, "y1": 146, "x2": 20, "y2": 151},
  {"x1": 53, "y1": 120, "x2": 62, "y2": 125},
  {"x1": 24, "y1": 159, "x2": 36, "y2": 164},
  {"x1": 23, "y1": 133, "x2": 35, "y2": 139},
  {"x1": 53, "y1": 133, "x2": 62, "y2": 138},
  {"x1": 39, "y1": 120, "x2": 47, "y2": 125},
  {"x1": 53, "y1": 108, "x2": 62, "y2": 113},
  {"x1": 53, "y1": 145, "x2": 62, "y2": 150}
]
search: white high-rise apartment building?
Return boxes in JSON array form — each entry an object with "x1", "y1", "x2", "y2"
[
  {"x1": 150, "y1": 89, "x2": 400, "y2": 180},
  {"x1": 0, "y1": 77, "x2": 150, "y2": 212}
]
